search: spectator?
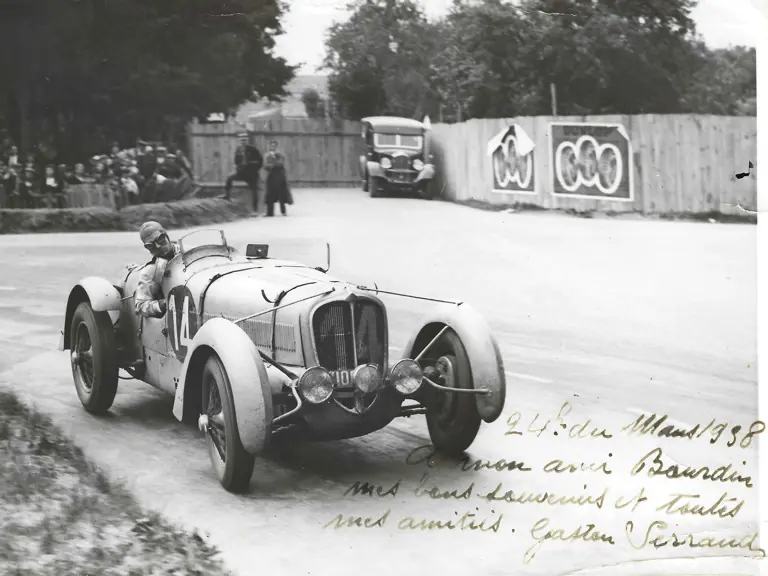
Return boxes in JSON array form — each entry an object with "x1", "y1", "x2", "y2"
[
  {"x1": 264, "y1": 140, "x2": 292, "y2": 217},
  {"x1": 224, "y1": 132, "x2": 263, "y2": 214},
  {"x1": 6, "y1": 145, "x2": 19, "y2": 168}
]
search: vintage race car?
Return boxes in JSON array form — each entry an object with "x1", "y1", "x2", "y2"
[
  {"x1": 58, "y1": 230, "x2": 506, "y2": 493},
  {"x1": 359, "y1": 116, "x2": 437, "y2": 198}
]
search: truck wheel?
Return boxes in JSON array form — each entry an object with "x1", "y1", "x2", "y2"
[
  {"x1": 369, "y1": 174, "x2": 381, "y2": 198},
  {"x1": 70, "y1": 302, "x2": 119, "y2": 414},
  {"x1": 424, "y1": 328, "x2": 481, "y2": 455},
  {"x1": 201, "y1": 354, "x2": 256, "y2": 493}
]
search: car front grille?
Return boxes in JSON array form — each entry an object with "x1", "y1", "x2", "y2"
[
  {"x1": 392, "y1": 155, "x2": 410, "y2": 170},
  {"x1": 312, "y1": 300, "x2": 386, "y2": 371}
]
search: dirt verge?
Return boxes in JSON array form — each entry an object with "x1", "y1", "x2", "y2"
[
  {"x1": 0, "y1": 189, "x2": 251, "y2": 235},
  {"x1": 0, "y1": 389, "x2": 231, "y2": 575}
]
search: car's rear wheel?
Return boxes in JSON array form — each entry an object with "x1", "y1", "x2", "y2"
[
  {"x1": 422, "y1": 329, "x2": 481, "y2": 455},
  {"x1": 201, "y1": 354, "x2": 255, "y2": 493},
  {"x1": 70, "y1": 302, "x2": 119, "y2": 414}
]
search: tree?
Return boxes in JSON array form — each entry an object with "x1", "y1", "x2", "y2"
[
  {"x1": 0, "y1": 0, "x2": 297, "y2": 162},
  {"x1": 322, "y1": 0, "x2": 440, "y2": 120},
  {"x1": 301, "y1": 88, "x2": 327, "y2": 118}
]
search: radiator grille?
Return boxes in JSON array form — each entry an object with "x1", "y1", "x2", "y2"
[
  {"x1": 313, "y1": 300, "x2": 385, "y2": 370},
  {"x1": 392, "y1": 155, "x2": 410, "y2": 170}
]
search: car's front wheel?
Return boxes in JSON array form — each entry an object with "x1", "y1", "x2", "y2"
[
  {"x1": 422, "y1": 329, "x2": 481, "y2": 455},
  {"x1": 200, "y1": 354, "x2": 256, "y2": 493},
  {"x1": 70, "y1": 302, "x2": 119, "y2": 414},
  {"x1": 369, "y1": 173, "x2": 382, "y2": 198}
]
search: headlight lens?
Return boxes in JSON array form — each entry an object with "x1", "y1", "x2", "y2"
[
  {"x1": 298, "y1": 367, "x2": 334, "y2": 404},
  {"x1": 352, "y1": 364, "x2": 382, "y2": 394},
  {"x1": 412, "y1": 158, "x2": 424, "y2": 171},
  {"x1": 389, "y1": 359, "x2": 423, "y2": 395},
  {"x1": 380, "y1": 157, "x2": 392, "y2": 169}
]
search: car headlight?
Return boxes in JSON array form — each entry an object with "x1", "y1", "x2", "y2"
[
  {"x1": 352, "y1": 364, "x2": 382, "y2": 394},
  {"x1": 298, "y1": 367, "x2": 334, "y2": 404},
  {"x1": 389, "y1": 359, "x2": 423, "y2": 395},
  {"x1": 412, "y1": 158, "x2": 424, "y2": 171},
  {"x1": 380, "y1": 157, "x2": 392, "y2": 169}
]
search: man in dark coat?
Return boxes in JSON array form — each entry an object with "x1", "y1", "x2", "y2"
[{"x1": 225, "y1": 132, "x2": 263, "y2": 214}]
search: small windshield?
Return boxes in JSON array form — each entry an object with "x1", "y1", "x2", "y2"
[
  {"x1": 374, "y1": 133, "x2": 422, "y2": 149},
  {"x1": 178, "y1": 229, "x2": 227, "y2": 253}
]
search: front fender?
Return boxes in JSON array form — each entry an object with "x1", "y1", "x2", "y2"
[
  {"x1": 359, "y1": 155, "x2": 367, "y2": 179},
  {"x1": 402, "y1": 303, "x2": 506, "y2": 423},
  {"x1": 366, "y1": 161, "x2": 385, "y2": 179},
  {"x1": 414, "y1": 164, "x2": 436, "y2": 183},
  {"x1": 60, "y1": 277, "x2": 122, "y2": 350},
  {"x1": 173, "y1": 318, "x2": 274, "y2": 455}
]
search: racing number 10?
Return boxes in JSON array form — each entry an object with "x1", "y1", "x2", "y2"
[{"x1": 168, "y1": 294, "x2": 192, "y2": 352}]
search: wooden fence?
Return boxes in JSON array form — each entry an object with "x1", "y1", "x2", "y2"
[
  {"x1": 187, "y1": 117, "x2": 365, "y2": 188},
  {"x1": 427, "y1": 114, "x2": 757, "y2": 216}
]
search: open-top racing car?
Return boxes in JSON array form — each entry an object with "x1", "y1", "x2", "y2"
[{"x1": 58, "y1": 230, "x2": 506, "y2": 493}]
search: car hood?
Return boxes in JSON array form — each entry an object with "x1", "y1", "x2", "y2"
[{"x1": 184, "y1": 259, "x2": 350, "y2": 319}]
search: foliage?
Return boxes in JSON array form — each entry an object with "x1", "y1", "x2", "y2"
[
  {"x1": 322, "y1": 0, "x2": 756, "y2": 121},
  {"x1": 0, "y1": 0, "x2": 297, "y2": 162},
  {"x1": 301, "y1": 88, "x2": 327, "y2": 118},
  {"x1": 322, "y1": 0, "x2": 440, "y2": 120}
]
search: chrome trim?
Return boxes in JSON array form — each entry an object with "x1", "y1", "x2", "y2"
[
  {"x1": 423, "y1": 376, "x2": 491, "y2": 395},
  {"x1": 350, "y1": 301, "x2": 358, "y2": 367},
  {"x1": 273, "y1": 383, "x2": 303, "y2": 425}
]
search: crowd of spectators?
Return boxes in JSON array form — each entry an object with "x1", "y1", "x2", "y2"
[{"x1": 0, "y1": 137, "x2": 195, "y2": 210}]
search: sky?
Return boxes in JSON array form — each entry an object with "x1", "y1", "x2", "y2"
[{"x1": 273, "y1": 0, "x2": 767, "y2": 76}]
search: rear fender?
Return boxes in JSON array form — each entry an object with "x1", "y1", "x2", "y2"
[
  {"x1": 59, "y1": 277, "x2": 122, "y2": 350},
  {"x1": 366, "y1": 161, "x2": 385, "y2": 179},
  {"x1": 173, "y1": 317, "x2": 274, "y2": 455},
  {"x1": 402, "y1": 303, "x2": 506, "y2": 423}
]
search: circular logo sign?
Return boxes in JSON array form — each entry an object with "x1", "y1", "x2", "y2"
[{"x1": 165, "y1": 286, "x2": 199, "y2": 361}]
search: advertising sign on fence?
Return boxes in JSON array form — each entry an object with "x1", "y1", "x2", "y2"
[
  {"x1": 549, "y1": 122, "x2": 633, "y2": 201},
  {"x1": 487, "y1": 124, "x2": 536, "y2": 194}
]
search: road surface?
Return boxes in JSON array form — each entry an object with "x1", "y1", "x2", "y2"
[{"x1": 0, "y1": 189, "x2": 760, "y2": 576}]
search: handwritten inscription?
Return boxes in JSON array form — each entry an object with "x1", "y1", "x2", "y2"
[
  {"x1": 655, "y1": 492, "x2": 743, "y2": 519},
  {"x1": 324, "y1": 402, "x2": 762, "y2": 567},
  {"x1": 506, "y1": 402, "x2": 612, "y2": 440},
  {"x1": 525, "y1": 518, "x2": 616, "y2": 563},
  {"x1": 622, "y1": 414, "x2": 765, "y2": 448},
  {"x1": 631, "y1": 447, "x2": 753, "y2": 488},
  {"x1": 626, "y1": 520, "x2": 765, "y2": 556}
]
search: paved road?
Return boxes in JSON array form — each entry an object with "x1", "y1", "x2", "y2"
[{"x1": 0, "y1": 189, "x2": 760, "y2": 576}]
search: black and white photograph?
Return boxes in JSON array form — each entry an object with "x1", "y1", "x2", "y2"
[{"x1": 0, "y1": 0, "x2": 765, "y2": 574}]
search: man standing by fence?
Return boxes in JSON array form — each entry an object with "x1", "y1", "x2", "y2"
[{"x1": 225, "y1": 132, "x2": 263, "y2": 215}]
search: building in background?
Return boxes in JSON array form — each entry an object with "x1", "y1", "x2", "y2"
[{"x1": 229, "y1": 75, "x2": 331, "y2": 129}]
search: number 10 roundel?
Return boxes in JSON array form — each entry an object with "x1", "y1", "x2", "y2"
[{"x1": 166, "y1": 286, "x2": 199, "y2": 361}]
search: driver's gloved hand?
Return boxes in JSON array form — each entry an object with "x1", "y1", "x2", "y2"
[{"x1": 157, "y1": 299, "x2": 167, "y2": 315}]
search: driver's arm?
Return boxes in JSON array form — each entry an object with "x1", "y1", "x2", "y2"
[{"x1": 134, "y1": 264, "x2": 166, "y2": 318}]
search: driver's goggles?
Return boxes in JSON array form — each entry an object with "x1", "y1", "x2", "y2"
[{"x1": 144, "y1": 233, "x2": 169, "y2": 251}]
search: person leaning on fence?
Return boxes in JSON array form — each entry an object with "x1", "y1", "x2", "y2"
[
  {"x1": 264, "y1": 140, "x2": 292, "y2": 217},
  {"x1": 224, "y1": 132, "x2": 263, "y2": 214}
]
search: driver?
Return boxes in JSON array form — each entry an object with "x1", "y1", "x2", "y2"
[{"x1": 135, "y1": 221, "x2": 179, "y2": 318}]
